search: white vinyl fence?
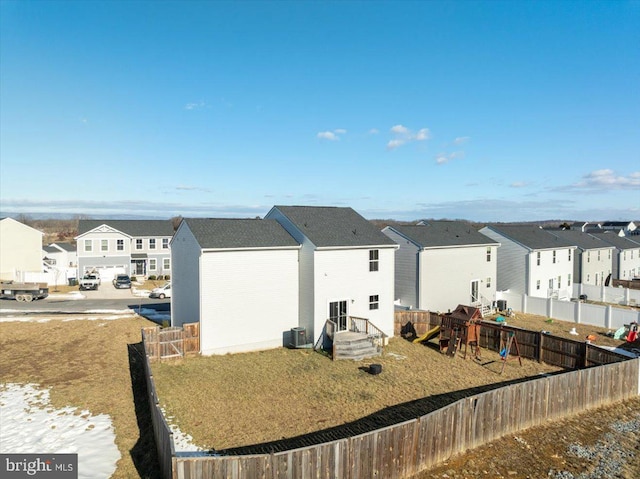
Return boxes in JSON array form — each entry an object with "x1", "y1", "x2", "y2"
[{"x1": 498, "y1": 289, "x2": 640, "y2": 330}]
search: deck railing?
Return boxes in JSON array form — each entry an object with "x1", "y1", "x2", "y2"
[{"x1": 348, "y1": 316, "x2": 388, "y2": 348}]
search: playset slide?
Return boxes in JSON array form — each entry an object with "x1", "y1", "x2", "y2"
[{"x1": 413, "y1": 325, "x2": 440, "y2": 343}]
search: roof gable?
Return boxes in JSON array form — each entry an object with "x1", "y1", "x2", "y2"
[
  {"x1": 78, "y1": 220, "x2": 174, "y2": 237},
  {"x1": 271, "y1": 205, "x2": 397, "y2": 248},
  {"x1": 184, "y1": 218, "x2": 300, "y2": 250}
]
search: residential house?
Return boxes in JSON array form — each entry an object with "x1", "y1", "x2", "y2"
[
  {"x1": 0, "y1": 217, "x2": 44, "y2": 281},
  {"x1": 43, "y1": 242, "x2": 77, "y2": 269},
  {"x1": 600, "y1": 221, "x2": 637, "y2": 236},
  {"x1": 381, "y1": 221, "x2": 499, "y2": 314},
  {"x1": 76, "y1": 220, "x2": 173, "y2": 281},
  {"x1": 171, "y1": 218, "x2": 300, "y2": 355},
  {"x1": 588, "y1": 232, "x2": 640, "y2": 280},
  {"x1": 265, "y1": 206, "x2": 398, "y2": 342},
  {"x1": 546, "y1": 230, "x2": 614, "y2": 286},
  {"x1": 479, "y1": 225, "x2": 576, "y2": 299}
]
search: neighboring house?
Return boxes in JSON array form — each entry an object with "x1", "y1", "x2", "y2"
[
  {"x1": 479, "y1": 225, "x2": 576, "y2": 299},
  {"x1": 76, "y1": 220, "x2": 174, "y2": 281},
  {"x1": 588, "y1": 232, "x2": 640, "y2": 280},
  {"x1": 600, "y1": 221, "x2": 637, "y2": 236},
  {"x1": 0, "y1": 217, "x2": 44, "y2": 281},
  {"x1": 171, "y1": 218, "x2": 300, "y2": 355},
  {"x1": 381, "y1": 221, "x2": 499, "y2": 314},
  {"x1": 546, "y1": 230, "x2": 614, "y2": 286},
  {"x1": 43, "y1": 242, "x2": 77, "y2": 268},
  {"x1": 570, "y1": 221, "x2": 600, "y2": 232},
  {"x1": 265, "y1": 205, "x2": 398, "y2": 342}
]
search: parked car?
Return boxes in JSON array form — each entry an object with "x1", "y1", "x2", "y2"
[
  {"x1": 79, "y1": 274, "x2": 101, "y2": 291},
  {"x1": 112, "y1": 274, "x2": 132, "y2": 289},
  {"x1": 149, "y1": 282, "x2": 171, "y2": 299}
]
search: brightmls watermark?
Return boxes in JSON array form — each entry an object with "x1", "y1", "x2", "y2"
[{"x1": 1, "y1": 454, "x2": 77, "y2": 478}]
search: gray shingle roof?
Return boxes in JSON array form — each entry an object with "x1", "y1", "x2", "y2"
[
  {"x1": 391, "y1": 221, "x2": 499, "y2": 248},
  {"x1": 184, "y1": 218, "x2": 300, "y2": 249},
  {"x1": 588, "y1": 232, "x2": 640, "y2": 250},
  {"x1": 484, "y1": 225, "x2": 575, "y2": 250},
  {"x1": 50, "y1": 242, "x2": 76, "y2": 252},
  {"x1": 547, "y1": 230, "x2": 614, "y2": 251},
  {"x1": 78, "y1": 220, "x2": 174, "y2": 237},
  {"x1": 272, "y1": 206, "x2": 397, "y2": 248},
  {"x1": 43, "y1": 245, "x2": 59, "y2": 254}
]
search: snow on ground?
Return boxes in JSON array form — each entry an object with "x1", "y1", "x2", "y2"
[
  {"x1": 160, "y1": 408, "x2": 214, "y2": 457},
  {"x1": 0, "y1": 383, "x2": 120, "y2": 479},
  {"x1": 0, "y1": 310, "x2": 138, "y2": 323},
  {"x1": 47, "y1": 291, "x2": 86, "y2": 300}
]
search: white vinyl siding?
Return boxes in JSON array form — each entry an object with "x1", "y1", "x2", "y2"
[
  {"x1": 418, "y1": 245, "x2": 497, "y2": 312},
  {"x1": 313, "y1": 248, "x2": 395, "y2": 338},
  {"x1": 199, "y1": 248, "x2": 299, "y2": 355},
  {"x1": 480, "y1": 227, "x2": 528, "y2": 295}
]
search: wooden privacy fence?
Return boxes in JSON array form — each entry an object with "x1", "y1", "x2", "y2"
[
  {"x1": 143, "y1": 323, "x2": 199, "y2": 360},
  {"x1": 169, "y1": 359, "x2": 639, "y2": 479}
]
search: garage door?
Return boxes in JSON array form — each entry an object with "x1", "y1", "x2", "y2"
[{"x1": 92, "y1": 266, "x2": 126, "y2": 282}]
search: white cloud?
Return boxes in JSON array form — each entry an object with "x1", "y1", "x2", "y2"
[
  {"x1": 454, "y1": 136, "x2": 470, "y2": 145},
  {"x1": 387, "y1": 124, "x2": 431, "y2": 150},
  {"x1": 390, "y1": 124, "x2": 409, "y2": 134},
  {"x1": 572, "y1": 169, "x2": 640, "y2": 190},
  {"x1": 387, "y1": 139, "x2": 406, "y2": 150},
  {"x1": 435, "y1": 151, "x2": 464, "y2": 165},
  {"x1": 368, "y1": 128, "x2": 380, "y2": 135},
  {"x1": 317, "y1": 131, "x2": 339, "y2": 141},
  {"x1": 317, "y1": 129, "x2": 347, "y2": 141},
  {"x1": 510, "y1": 181, "x2": 528, "y2": 188},
  {"x1": 185, "y1": 101, "x2": 206, "y2": 110}
]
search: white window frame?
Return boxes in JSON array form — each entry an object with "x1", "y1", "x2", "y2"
[
  {"x1": 136, "y1": 239, "x2": 143, "y2": 250},
  {"x1": 369, "y1": 294, "x2": 379, "y2": 310},
  {"x1": 163, "y1": 258, "x2": 170, "y2": 270},
  {"x1": 162, "y1": 238, "x2": 169, "y2": 249},
  {"x1": 149, "y1": 238, "x2": 156, "y2": 250},
  {"x1": 116, "y1": 239, "x2": 124, "y2": 251},
  {"x1": 101, "y1": 239, "x2": 108, "y2": 252},
  {"x1": 486, "y1": 247, "x2": 491, "y2": 262},
  {"x1": 84, "y1": 239, "x2": 92, "y2": 252},
  {"x1": 149, "y1": 258, "x2": 157, "y2": 271},
  {"x1": 369, "y1": 250, "x2": 379, "y2": 272}
]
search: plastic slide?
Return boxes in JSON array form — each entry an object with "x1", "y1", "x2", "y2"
[{"x1": 413, "y1": 325, "x2": 441, "y2": 343}]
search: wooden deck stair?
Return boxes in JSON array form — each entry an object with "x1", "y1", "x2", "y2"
[{"x1": 332, "y1": 331, "x2": 381, "y2": 361}]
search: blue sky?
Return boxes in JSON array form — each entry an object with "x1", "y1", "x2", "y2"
[{"x1": 1, "y1": 0, "x2": 638, "y2": 222}]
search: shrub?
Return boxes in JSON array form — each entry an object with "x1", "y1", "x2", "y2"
[
  {"x1": 156, "y1": 275, "x2": 164, "y2": 281},
  {"x1": 164, "y1": 274, "x2": 170, "y2": 280},
  {"x1": 148, "y1": 275, "x2": 156, "y2": 281},
  {"x1": 130, "y1": 276, "x2": 137, "y2": 282}
]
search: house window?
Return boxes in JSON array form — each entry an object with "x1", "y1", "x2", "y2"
[
  {"x1": 552, "y1": 251, "x2": 556, "y2": 264},
  {"x1": 568, "y1": 274, "x2": 571, "y2": 286},
  {"x1": 608, "y1": 250, "x2": 611, "y2": 259},
  {"x1": 136, "y1": 239, "x2": 143, "y2": 250},
  {"x1": 369, "y1": 295, "x2": 379, "y2": 310},
  {"x1": 587, "y1": 251, "x2": 590, "y2": 263},
  {"x1": 536, "y1": 252, "x2": 541, "y2": 266},
  {"x1": 536, "y1": 280, "x2": 540, "y2": 290},
  {"x1": 149, "y1": 239, "x2": 156, "y2": 250},
  {"x1": 597, "y1": 250, "x2": 601, "y2": 261},
  {"x1": 557, "y1": 276, "x2": 561, "y2": 287},
  {"x1": 549, "y1": 279, "x2": 554, "y2": 289},
  {"x1": 595, "y1": 275, "x2": 598, "y2": 286},
  {"x1": 486, "y1": 277, "x2": 491, "y2": 288},
  {"x1": 101, "y1": 239, "x2": 108, "y2": 252},
  {"x1": 163, "y1": 258, "x2": 170, "y2": 270},
  {"x1": 486, "y1": 247, "x2": 491, "y2": 262},
  {"x1": 587, "y1": 274, "x2": 590, "y2": 283},
  {"x1": 568, "y1": 249, "x2": 572, "y2": 261},
  {"x1": 369, "y1": 250, "x2": 379, "y2": 272},
  {"x1": 162, "y1": 238, "x2": 169, "y2": 249},
  {"x1": 84, "y1": 240, "x2": 92, "y2": 252},
  {"x1": 149, "y1": 259, "x2": 157, "y2": 271},
  {"x1": 117, "y1": 239, "x2": 124, "y2": 251}
]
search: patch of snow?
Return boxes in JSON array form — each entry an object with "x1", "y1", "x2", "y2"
[
  {"x1": 46, "y1": 291, "x2": 86, "y2": 300},
  {"x1": 160, "y1": 407, "x2": 209, "y2": 456},
  {"x1": 0, "y1": 383, "x2": 120, "y2": 479},
  {"x1": 0, "y1": 311, "x2": 138, "y2": 323},
  {"x1": 596, "y1": 345, "x2": 640, "y2": 358},
  {"x1": 132, "y1": 288, "x2": 151, "y2": 298}
]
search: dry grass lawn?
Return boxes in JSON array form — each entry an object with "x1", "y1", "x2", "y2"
[
  {"x1": 0, "y1": 314, "x2": 160, "y2": 478},
  {"x1": 152, "y1": 335, "x2": 564, "y2": 452}
]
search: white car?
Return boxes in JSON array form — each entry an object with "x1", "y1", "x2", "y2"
[{"x1": 149, "y1": 282, "x2": 171, "y2": 299}]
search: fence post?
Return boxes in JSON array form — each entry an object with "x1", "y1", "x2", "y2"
[
  {"x1": 522, "y1": 294, "x2": 528, "y2": 314},
  {"x1": 605, "y1": 305, "x2": 612, "y2": 329},
  {"x1": 538, "y1": 331, "x2": 544, "y2": 363},
  {"x1": 575, "y1": 300, "x2": 581, "y2": 324},
  {"x1": 547, "y1": 297, "x2": 553, "y2": 319}
]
